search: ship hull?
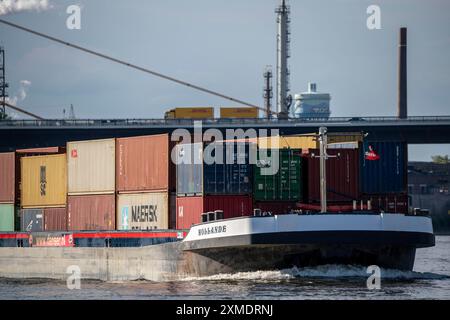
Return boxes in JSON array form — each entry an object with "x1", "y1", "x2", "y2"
[
  {"x1": 182, "y1": 214, "x2": 435, "y2": 274},
  {"x1": 0, "y1": 214, "x2": 435, "y2": 280}
]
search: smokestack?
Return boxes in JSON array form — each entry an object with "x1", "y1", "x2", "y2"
[{"x1": 398, "y1": 27, "x2": 407, "y2": 119}]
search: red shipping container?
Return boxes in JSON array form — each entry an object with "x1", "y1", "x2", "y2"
[
  {"x1": 16, "y1": 146, "x2": 66, "y2": 155},
  {"x1": 306, "y1": 149, "x2": 360, "y2": 203},
  {"x1": 176, "y1": 195, "x2": 253, "y2": 230},
  {"x1": 254, "y1": 201, "x2": 298, "y2": 214},
  {"x1": 67, "y1": 194, "x2": 115, "y2": 231},
  {"x1": 44, "y1": 207, "x2": 67, "y2": 231},
  {"x1": 361, "y1": 193, "x2": 409, "y2": 214},
  {"x1": 0, "y1": 152, "x2": 17, "y2": 203},
  {"x1": 116, "y1": 134, "x2": 176, "y2": 193}
]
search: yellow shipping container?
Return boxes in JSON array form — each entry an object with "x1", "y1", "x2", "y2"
[
  {"x1": 257, "y1": 133, "x2": 363, "y2": 149},
  {"x1": 220, "y1": 107, "x2": 258, "y2": 118},
  {"x1": 21, "y1": 154, "x2": 67, "y2": 208},
  {"x1": 169, "y1": 107, "x2": 214, "y2": 119}
]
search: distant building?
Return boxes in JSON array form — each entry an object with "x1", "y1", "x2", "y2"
[
  {"x1": 408, "y1": 162, "x2": 450, "y2": 195},
  {"x1": 292, "y1": 83, "x2": 331, "y2": 119},
  {"x1": 408, "y1": 161, "x2": 450, "y2": 233}
]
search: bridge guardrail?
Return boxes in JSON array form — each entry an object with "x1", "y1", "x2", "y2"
[{"x1": 1, "y1": 116, "x2": 450, "y2": 127}]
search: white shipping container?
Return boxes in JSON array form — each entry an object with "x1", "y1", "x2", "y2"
[
  {"x1": 67, "y1": 139, "x2": 115, "y2": 195},
  {"x1": 117, "y1": 192, "x2": 169, "y2": 230}
]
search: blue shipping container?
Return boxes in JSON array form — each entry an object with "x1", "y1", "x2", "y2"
[
  {"x1": 177, "y1": 142, "x2": 253, "y2": 195},
  {"x1": 176, "y1": 143, "x2": 203, "y2": 195},
  {"x1": 360, "y1": 141, "x2": 407, "y2": 194}
]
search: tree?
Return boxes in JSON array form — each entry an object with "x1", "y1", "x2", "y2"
[{"x1": 431, "y1": 155, "x2": 449, "y2": 164}]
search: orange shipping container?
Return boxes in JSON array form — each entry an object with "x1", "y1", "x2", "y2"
[
  {"x1": 67, "y1": 139, "x2": 115, "y2": 195},
  {"x1": 116, "y1": 134, "x2": 175, "y2": 192},
  {"x1": 67, "y1": 194, "x2": 115, "y2": 231},
  {"x1": 44, "y1": 207, "x2": 67, "y2": 231},
  {"x1": 0, "y1": 152, "x2": 17, "y2": 203},
  {"x1": 21, "y1": 154, "x2": 67, "y2": 208}
]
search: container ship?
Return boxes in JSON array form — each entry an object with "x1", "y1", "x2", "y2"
[{"x1": 0, "y1": 127, "x2": 435, "y2": 281}]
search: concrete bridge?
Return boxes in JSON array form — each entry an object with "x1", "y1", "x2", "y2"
[{"x1": 1, "y1": 116, "x2": 450, "y2": 151}]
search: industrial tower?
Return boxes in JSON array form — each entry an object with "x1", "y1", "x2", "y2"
[
  {"x1": 263, "y1": 66, "x2": 273, "y2": 119},
  {"x1": 0, "y1": 47, "x2": 8, "y2": 117},
  {"x1": 276, "y1": 0, "x2": 292, "y2": 119}
]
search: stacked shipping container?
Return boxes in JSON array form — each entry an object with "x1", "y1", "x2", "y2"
[
  {"x1": 305, "y1": 148, "x2": 360, "y2": 203},
  {"x1": 116, "y1": 134, "x2": 175, "y2": 230},
  {"x1": 360, "y1": 141, "x2": 407, "y2": 194},
  {"x1": 67, "y1": 139, "x2": 116, "y2": 230},
  {"x1": 359, "y1": 141, "x2": 408, "y2": 213},
  {"x1": 20, "y1": 154, "x2": 67, "y2": 232},
  {"x1": 176, "y1": 195, "x2": 253, "y2": 230},
  {"x1": 1, "y1": 133, "x2": 410, "y2": 233},
  {"x1": 0, "y1": 153, "x2": 18, "y2": 231},
  {"x1": 253, "y1": 148, "x2": 304, "y2": 214},
  {"x1": 175, "y1": 142, "x2": 253, "y2": 229}
]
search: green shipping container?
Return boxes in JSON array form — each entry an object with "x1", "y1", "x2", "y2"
[
  {"x1": 0, "y1": 204, "x2": 18, "y2": 232},
  {"x1": 254, "y1": 149, "x2": 303, "y2": 201}
]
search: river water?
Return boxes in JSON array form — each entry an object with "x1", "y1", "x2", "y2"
[{"x1": 1, "y1": 236, "x2": 449, "y2": 300}]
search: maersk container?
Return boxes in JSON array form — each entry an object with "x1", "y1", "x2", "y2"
[
  {"x1": 67, "y1": 139, "x2": 115, "y2": 195},
  {"x1": 176, "y1": 195, "x2": 253, "y2": 230},
  {"x1": 67, "y1": 194, "x2": 115, "y2": 231},
  {"x1": 306, "y1": 149, "x2": 360, "y2": 203},
  {"x1": 0, "y1": 204, "x2": 18, "y2": 232},
  {"x1": 0, "y1": 152, "x2": 17, "y2": 204},
  {"x1": 116, "y1": 134, "x2": 175, "y2": 193},
  {"x1": 360, "y1": 141, "x2": 407, "y2": 194},
  {"x1": 21, "y1": 154, "x2": 67, "y2": 208},
  {"x1": 21, "y1": 209, "x2": 44, "y2": 232},
  {"x1": 116, "y1": 192, "x2": 170, "y2": 230},
  {"x1": 253, "y1": 149, "x2": 303, "y2": 201},
  {"x1": 44, "y1": 207, "x2": 67, "y2": 231},
  {"x1": 176, "y1": 142, "x2": 253, "y2": 196}
]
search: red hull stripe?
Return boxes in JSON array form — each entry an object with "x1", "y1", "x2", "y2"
[
  {"x1": 0, "y1": 234, "x2": 29, "y2": 239},
  {"x1": 0, "y1": 232, "x2": 187, "y2": 240},
  {"x1": 72, "y1": 232, "x2": 187, "y2": 239}
]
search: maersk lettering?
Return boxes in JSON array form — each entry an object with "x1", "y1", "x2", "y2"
[
  {"x1": 131, "y1": 205, "x2": 158, "y2": 223},
  {"x1": 198, "y1": 225, "x2": 227, "y2": 236}
]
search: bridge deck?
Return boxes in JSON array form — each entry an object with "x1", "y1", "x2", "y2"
[{"x1": 1, "y1": 116, "x2": 450, "y2": 151}]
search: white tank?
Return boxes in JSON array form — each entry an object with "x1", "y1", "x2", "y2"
[{"x1": 293, "y1": 83, "x2": 331, "y2": 119}]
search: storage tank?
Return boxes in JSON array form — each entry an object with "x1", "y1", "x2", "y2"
[{"x1": 293, "y1": 83, "x2": 331, "y2": 119}]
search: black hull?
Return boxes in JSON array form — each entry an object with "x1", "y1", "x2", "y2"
[
  {"x1": 184, "y1": 244, "x2": 416, "y2": 276},
  {"x1": 182, "y1": 231, "x2": 435, "y2": 275}
]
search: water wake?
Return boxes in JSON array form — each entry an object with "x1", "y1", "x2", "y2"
[{"x1": 181, "y1": 264, "x2": 450, "y2": 282}]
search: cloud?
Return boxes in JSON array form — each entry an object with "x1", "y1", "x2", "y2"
[
  {"x1": 0, "y1": 0, "x2": 50, "y2": 16},
  {"x1": 6, "y1": 80, "x2": 32, "y2": 105}
]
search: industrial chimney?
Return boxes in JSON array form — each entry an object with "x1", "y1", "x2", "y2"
[
  {"x1": 398, "y1": 27, "x2": 407, "y2": 119},
  {"x1": 276, "y1": 0, "x2": 292, "y2": 119}
]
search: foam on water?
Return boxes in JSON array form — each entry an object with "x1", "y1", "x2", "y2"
[{"x1": 181, "y1": 264, "x2": 450, "y2": 282}]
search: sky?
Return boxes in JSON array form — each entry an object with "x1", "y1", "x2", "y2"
[{"x1": 0, "y1": 0, "x2": 449, "y2": 160}]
